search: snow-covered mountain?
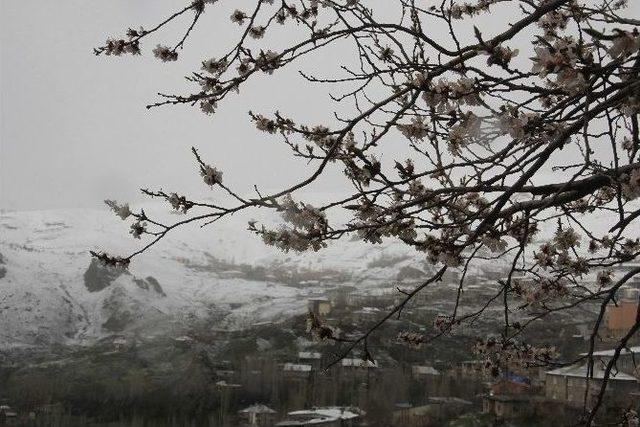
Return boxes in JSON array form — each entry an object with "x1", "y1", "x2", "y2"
[
  {"x1": 0, "y1": 203, "x2": 455, "y2": 349},
  {"x1": 4, "y1": 199, "x2": 623, "y2": 350}
]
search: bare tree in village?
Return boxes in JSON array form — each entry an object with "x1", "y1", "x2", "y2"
[{"x1": 93, "y1": 0, "x2": 640, "y2": 423}]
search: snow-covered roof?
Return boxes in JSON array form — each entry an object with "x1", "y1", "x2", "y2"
[
  {"x1": 215, "y1": 380, "x2": 242, "y2": 388},
  {"x1": 238, "y1": 404, "x2": 277, "y2": 414},
  {"x1": 298, "y1": 351, "x2": 322, "y2": 360},
  {"x1": 412, "y1": 365, "x2": 440, "y2": 376},
  {"x1": 341, "y1": 358, "x2": 377, "y2": 368},
  {"x1": 287, "y1": 407, "x2": 361, "y2": 420},
  {"x1": 579, "y1": 346, "x2": 640, "y2": 358},
  {"x1": 283, "y1": 363, "x2": 312, "y2": 372},
  {"x1": 546, "y1": 364, "x2": 638, "y2": 381}
]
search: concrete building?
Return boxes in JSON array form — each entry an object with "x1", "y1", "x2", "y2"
[
  {"x1": 482, "y1": 395, "x2": 539, "y2": 420},
  {"x1": 308, "y1": 298, "x2": 331, "y2": 317},
  {"x1": 276, "y1": 407, "x2": 361, "y2": 427},
  {"x1": 393, "y1": 398, "x2": 472, "y2": 426},
  {"x1": 283, "y1": 363, "x2": 312, "y2": 379},
  {"x1": 545, "y1": 364, "x2": 638, "y2": 408},
  {"x1": 580, "y1": 346, "x2": 640, "y2": 377},
  {"x1": 604, "y1": 287, "x2": 639, "y2": 339},
  {"x1": 238, "y1": 404, "x2": 277, "y2": 427}
]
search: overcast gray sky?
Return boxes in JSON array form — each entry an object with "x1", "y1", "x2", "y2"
[
  {"x1": 2, "y1": 1, "x2": 639, "y2": 211},
  {"x1": 1, "y1": 0, "x2": 351, "y2": 211}
]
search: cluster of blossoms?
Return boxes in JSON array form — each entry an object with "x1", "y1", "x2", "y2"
[
  {"x1": 534, "y1": 226, "x2": 587, "y2": 274},
  {"x1": 168, "y1": 193, "x2": 194, "y2": 214},
  {"x1": 496, "y1": 106, "x2": 540, "y2": 140},
  {"x1": 101, "y1": 38, "x2": 141, "y2": 56},
  {"x1": 237, "y1": 51, "x2": 280, "y2": 76},
  {"x1": 254, "y1": 50, "x2": 280, "y2": 74},
  {"x1": 201, "y1": 57, "x2": 228, "y2": 75},
  {"x1": 200, "y1": 98, "x2": 217, "y2": 115},
  {"x1": 344, "y1": 156, "x2": 381, "y2": 187},
  {"x1": 596, "y1": 269, "x2": 613, "y2": 288},
  {"x1": 274, "y1": 2, "x2": 317, "y2": 25},
  {"x1": 306, "y1": 311, "x2": 336, "y2": 342},
  {"x1": 200, "y1": 164, "x2": 223, "y2": 186},
  {"x1": 397, "y1": 117, "x2": 429, "y2": 141},
  {"x1": 346, "y1": 197, "x2": 418, "y2": 245},
  {"x1": 105, "y1": 199, "x2": 132, "y2": 220},
  {"x1": 279, "y1": 194, "x2": 328, "y2": 235},
  {"x1": 129, "y1": 220, "x2": 147, "y2": 239},
  {"x1": 421, "y1": 77, "x2": 481, "y2": 112},
  {"x1": 152, "y1": 45, "x2": 178, "y2": 62},
  {"x1": 608, "y1": 29, "x2": 640, "y2": 58},
  {"x1": 379, "y1": 46, "x2": 394, "y2": 62},
  {"x1": 536, "y1": 7, "x2": 572, "y2": 38},
  {"x1": 251, "y1": 195, "x2": 329, "y2": 252},
  {"x1": 506, "y1": 216, "x2": 538, "y2": 245},
  {"x1": 397, "y1": 331, "x2": 426, "y2": 349},
  {"x1": 251, "y1": 113, "x2": 294, "y2": 134},
  {"x1": 230, "y1": 9, "x2": 248, "y2": 24},
  {"x1": 421, "y1": 234, "x2": 462, "y2": 267},
  {"x1": 482, "y1": 231, "x2": 508, "y2": 253},
  {"x1": 512, "y1": 277, "x2": 569, "y2": 304},
  {"x1": 448, "y1": 112, "x2": 482, "y2": 154},
  {"x1": 531, "y1": 37, "x2": 590, "y2": 93},
  {"x1": 433, "y1": 314, "x2": 454, "y2": 334},
  {"x1": 622, "y1": 169, "x2": 640, "y2": 200},
  {"x1": 257, "y1": 226, "x2": 327, "y2": 252},
  {"x1": 303, "y1": 125, "x2": 337, "y2": 149},
  {"x1": 190, "y1": 0, "x2": 219, "y2": 13},
  {"x1": 472, "y1": 337, "x2": 557, "y2": 377},
  {"x1": 448, "y1": 0, "x2": 500, "y2": 20},
  {"x1": 590, "y1": 235, "x2": 640, "y2": 259},
  {"x1": 355, "y1": 214, "x2": 418, "y2": 245},
  {"x1": 249, "y1": 26, "x2": 266, "y2": 39},
  {"x1": 90, "y1": 251, "x2": 130, "y2": 268},
  {"x1": 485, "y1": 45, "x2": 519, "y2": 68}
]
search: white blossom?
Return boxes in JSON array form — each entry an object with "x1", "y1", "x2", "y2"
[
  {"x1": 200, "y1": 164, "x2": 223, "y2": 186},
  {"x1": 152, "y1": 45, "x2": 178, "y2": 62},
  {"x1": 104, "y1": 200, "x2": 132, "y2": 220}
]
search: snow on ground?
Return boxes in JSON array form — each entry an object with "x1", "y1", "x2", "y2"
[
  {"x1": 0, "y1": 203, "x2": 430, "y2": 349},
  {"x1": 1, "y1": 198, "x2": 632, "y2": 349}
]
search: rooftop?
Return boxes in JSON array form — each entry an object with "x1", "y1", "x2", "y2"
[
  {"x1": 579, "y1": 346, "x2": 640, "y2": 358},
  {"x1": 238, "y1": 404, "x2": 277, "y2": 414},
  {"x1": 412, "y1": 365, "x2": 440, "y2": 376},
  {"x1": 341, "y1": 358, "x2": 378, "y2": 368},
  {"x1": 283, "y1": 363, "x2": 312, "y2": 372},
  {"x1": 546, "y1": 364, "x2": 638, "y2": 381},
  {"x1": 298, "y1": 351, "x2": 322, "y2": 360}
]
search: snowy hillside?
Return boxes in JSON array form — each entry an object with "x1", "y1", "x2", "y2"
[
  {"x1": 0, "y1": 203, "x2": 460, "y2": 349},
  {"x1": 2, "y1": 199, "x2": 626, "y2": 349}
]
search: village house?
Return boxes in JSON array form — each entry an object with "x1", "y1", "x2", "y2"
[
  {"x1": 411, "y1": 365, "x2": 440, "y2": 378},
  {"x1": 298, "y1": 351, "x2": 322, "y2": 369},
  {"x1": 482, "y1": 395, "x2": 544, "y2": 420},
  {"x1": 482, "y1": 374, "x2": 544, "y2": 421},
  {"x1": 308, "y1": 298, "x2": 331, "y2": 317},
  {"x1": 341, "y1": 358, "x2": 378, "y2": 369},
  {"x1": 453, "y1": 360, "x2": 491, "y2": 381},
  {"x1": 545, "y1": 364, "x2": 639, "y2": 408},
  {"x1": 0, "y1": 405, "x2": 18, "y2": 425},
  {"x1": 276, "y1": 407, "x2": 361, "y2": 427},
  {"x1": 580, "y1": 346, "x2": 640, "y2": 377},
  {"x1": 283, "y1": 363, "x2": 312, "y2": 379},
  {"x1": 603, "y1": 287, "x2": 639, "y2": 340},
  {"x1": 392, "y1": 397, "x2": 473, "y2": 426},
  {"x1": 238, "y1": 404, "x2": 277, "y2": 427}
]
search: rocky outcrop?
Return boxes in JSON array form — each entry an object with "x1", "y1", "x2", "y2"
[{"x1": 84, "y1": 259, "x2": 124, "y2": 292}]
